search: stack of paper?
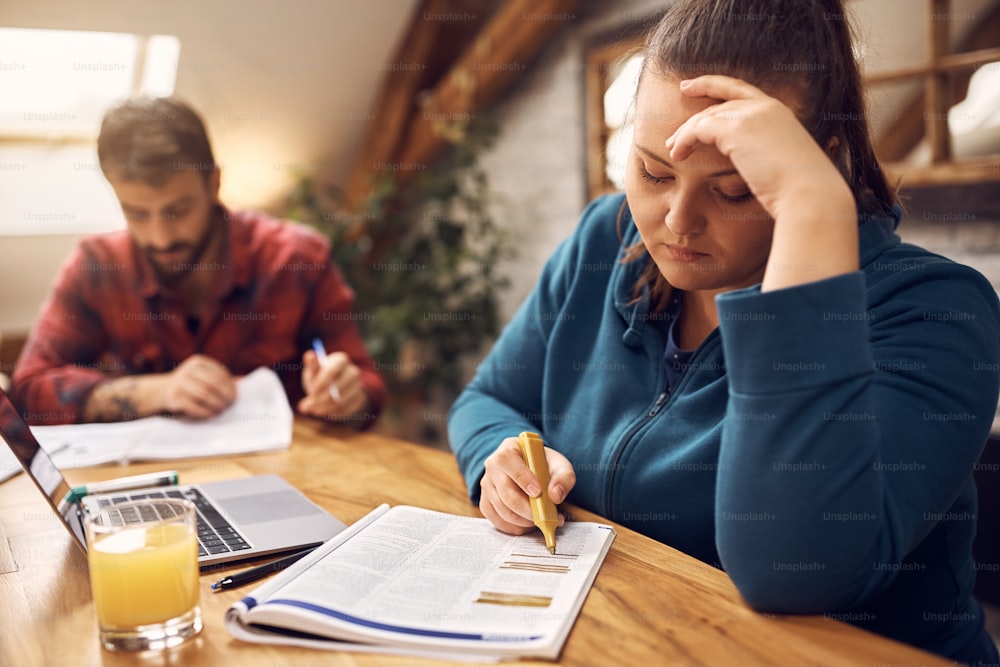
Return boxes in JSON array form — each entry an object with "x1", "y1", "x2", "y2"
[{"x1": 23, "y1": 367, "x2": 293, "y2": 469}]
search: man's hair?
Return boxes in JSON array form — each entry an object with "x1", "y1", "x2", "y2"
[{"x1": 97, "y1": 96, "x2": 216, "y2": 187}]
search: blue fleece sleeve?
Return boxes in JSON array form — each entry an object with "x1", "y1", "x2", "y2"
[
  {"x1": 448, "y1": 196, "x2": 614, "y2": 502},
  {"x1": 714, "y1": 267, "x2": 1000, "y2": 612},
  {"x1": 447, "y1": 288, "x2": 551, "y2": 503}
]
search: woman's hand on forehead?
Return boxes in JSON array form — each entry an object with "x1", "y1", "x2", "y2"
[
  {"x1": 665, "y1": 75, "x2": 858, "y2": 291},
  {"x1": 664, "y1": 75, "x2": 838, "y2": 216}
]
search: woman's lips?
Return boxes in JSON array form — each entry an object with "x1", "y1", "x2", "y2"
[{"x1": 666, "y1": 244, "x2": 708, "y2": 262}]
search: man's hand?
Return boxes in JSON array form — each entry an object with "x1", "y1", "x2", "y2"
[
  {"x1": 298, "y1": 349, "x2": 368, "y2": 423},
  {"x1": 157, "y1": 355, "x2": 237, "y2": 418},
  {"x1": 82, "y1": 354, "x2": 236, "y2": 422}
]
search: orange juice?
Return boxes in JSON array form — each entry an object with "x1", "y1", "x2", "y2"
[{"x1": 88, "y1": 523, "x2": 199, "y2": 627}]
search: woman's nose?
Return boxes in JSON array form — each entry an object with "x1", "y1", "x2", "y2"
[{"x1": 663, "y1": 193, "x2": 706, "y2": 237}]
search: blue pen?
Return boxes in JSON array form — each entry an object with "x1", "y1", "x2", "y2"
[{"x1": 311, "y1": 338, "x2": 342, "y2": 402}]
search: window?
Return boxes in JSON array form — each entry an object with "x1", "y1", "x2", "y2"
[
  {"x1": 0, "y1": 27, "x2": 180, "y2": 235},
  {"x1": 857, "y1": 0, "x2": 1000, "y2": 186},
  {"x1": 583, "y1": 28, "x2": 647, "y2": 200},
  {"x1": 603, "y1": 54, "x2": 643, "y2": 193}
]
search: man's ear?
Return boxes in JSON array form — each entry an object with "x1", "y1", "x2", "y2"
[{"x1": 208, "y1": 167, "x2": 221, "y2": 202}]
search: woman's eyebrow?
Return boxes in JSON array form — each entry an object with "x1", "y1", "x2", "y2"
[
  {"x1": 636, "y1": 144, "x2": 673, "y2": 167},
  {"x1": 635, "y1": 144, "x2": 739, "y2": 178}
]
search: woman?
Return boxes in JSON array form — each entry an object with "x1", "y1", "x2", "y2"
[{"x1": 447, "y1": 0, "x2": 1000, "y2": 662}]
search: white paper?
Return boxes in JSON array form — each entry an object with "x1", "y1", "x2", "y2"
[
  {"x1": 0, "y1": 445, "x2": 23, "y2": 483},
  {"x1": 26, "y1": 367, "x2": 292, "y2": 468},
  {"x1": 226, "y1": 505, "x2": 615, "y2": 661}
]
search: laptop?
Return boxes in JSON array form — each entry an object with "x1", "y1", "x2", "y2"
[{"x1": 0, "y1": 389, "x2": 346, "y2": 569}]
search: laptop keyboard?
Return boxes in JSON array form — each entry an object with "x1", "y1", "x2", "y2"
[{"x1": 94, "y1": 488, "x2": 251, "y2": 557}]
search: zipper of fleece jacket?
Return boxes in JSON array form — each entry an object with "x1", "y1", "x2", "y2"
[{"x1": 601, "y1": 329, "x2": 721, "y2": 518}]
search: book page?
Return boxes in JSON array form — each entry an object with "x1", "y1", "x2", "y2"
[
  {"x1": 242, "y1": 506, "x2": 614, "y2": 658},
  {"x1": 27, "y1": 367, "x2": 292, "y2": 467}
]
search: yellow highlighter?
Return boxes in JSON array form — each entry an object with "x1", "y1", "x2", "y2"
[{"x1": 517, "y1": 431, "x2": 559, "y2": 554}]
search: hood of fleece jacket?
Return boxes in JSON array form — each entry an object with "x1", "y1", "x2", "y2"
[{"x1": 607, "y1": 198, "x2": 655, "y2": 351}]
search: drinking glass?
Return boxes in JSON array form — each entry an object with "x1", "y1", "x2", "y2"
[{"x1": 85, "y1": 498, "x2": 202, "y2": 651}]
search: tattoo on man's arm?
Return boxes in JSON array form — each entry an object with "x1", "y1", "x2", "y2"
[{"x1": 86, "y1": 378, "x2": 140, "y2": 422}]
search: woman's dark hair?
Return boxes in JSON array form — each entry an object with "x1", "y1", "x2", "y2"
[
  {"x1": 97, "y1": 96, "x2": 216, "y2": 187},
  {"x1": 623, "y1": 0, "x2": 896, "y2": 311}
]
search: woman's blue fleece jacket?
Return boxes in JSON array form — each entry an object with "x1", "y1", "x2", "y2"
[{"x1": 448, "y1": 193, "x2": 1000, "y2": 659}]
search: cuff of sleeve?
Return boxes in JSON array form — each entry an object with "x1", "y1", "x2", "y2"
[
  {"x1": 13, "y1": 372, "x2": 106, "y2": 425},
  {"x1": 715, "y1": 272, "x2": 873, "y2": 395}
]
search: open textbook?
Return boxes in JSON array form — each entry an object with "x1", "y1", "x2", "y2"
[
  {"x1": 24, "y1": 367, "x2": 292, "y2": 468},
  {"x1": 226, "y1": 504, "x2": 616, "y2": 661}
]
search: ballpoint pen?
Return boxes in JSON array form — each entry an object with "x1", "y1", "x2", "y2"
[
  {"x1": 517, "y1": 431, "x2": 559, "y2": 554},
  {"x1": 311, "y1": 338, "x2": 342, "y2": 402},
  {"x1": 211, "y1": 546, "x2": 319, "y2": 591}
]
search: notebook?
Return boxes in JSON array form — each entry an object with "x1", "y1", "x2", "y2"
[{"x1": 0, "y1": 389, "x2": 346, "y2": 568}]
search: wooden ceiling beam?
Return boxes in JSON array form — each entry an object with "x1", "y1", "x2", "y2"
[
  {"x1": 392, "y1": 0, "x2": 579, "y2": 180},
  {"x1": 341, "y1": 0, "x2": 455, "y2": 209}
]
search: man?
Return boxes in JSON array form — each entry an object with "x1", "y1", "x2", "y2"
[{"x1": 12, "y1": 96, "x2": 384, "y2": 427}]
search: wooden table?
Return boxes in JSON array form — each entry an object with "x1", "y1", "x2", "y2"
[{"x1": 0, "y1": 418, "x2": 950, "y2": 666}]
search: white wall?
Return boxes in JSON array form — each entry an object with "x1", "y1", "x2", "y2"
[{"x1": 0, "y1": 235, "x2": 80, "y2": 335}]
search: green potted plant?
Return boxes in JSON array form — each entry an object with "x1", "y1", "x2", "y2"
[{"x1": 282, "y1": 117, "x2": 511, "y2": 445}]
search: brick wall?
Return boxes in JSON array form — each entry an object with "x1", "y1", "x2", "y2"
[
  {"x1": 896, "y1": 184, "x2": 1000, "y2": 293},
  {"x1": 895, "y1": 183, "x2": 1000, "y2": 434}
]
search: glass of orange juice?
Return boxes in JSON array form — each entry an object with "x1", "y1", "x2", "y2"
[{"x1": 84, "y1": 499, "x2": 202, "y2": 651}]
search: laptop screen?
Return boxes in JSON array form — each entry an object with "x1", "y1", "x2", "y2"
[{"x1": 0, "y1": 389, "x2": 86, "y2": 550}]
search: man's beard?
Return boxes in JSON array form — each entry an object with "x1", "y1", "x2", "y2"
[{"x1": 143, "y1": 215, "x2": 219, "y2": 285}]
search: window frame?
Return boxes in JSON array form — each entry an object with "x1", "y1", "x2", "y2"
[
  {"x1": 864, "y1": 0, "x2": 1000, "y2": 187},
  {"x1": 583, "y1": 28, "x2": 647, "y2": 201}
]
